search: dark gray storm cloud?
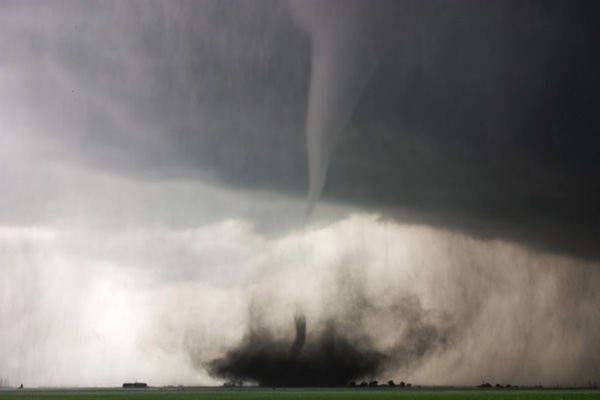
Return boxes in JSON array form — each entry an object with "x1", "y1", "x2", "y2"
[
  {"x1": 2, "y1": 0, "x2": 600, "y2": 388},
  {"x1": 3, "y1": 0, "x2": 598, "y2": 258}
]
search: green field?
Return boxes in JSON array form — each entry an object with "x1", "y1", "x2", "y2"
[{"x1": 0, "y1": 389, "x2": 599, "y2": 400}]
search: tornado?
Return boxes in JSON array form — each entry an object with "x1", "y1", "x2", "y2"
[{"x1": 290, "y1": 0, "x2": 393, "y2": 215}]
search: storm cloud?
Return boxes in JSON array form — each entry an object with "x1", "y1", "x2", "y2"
[
  {"x1": 2, "y1": 0, "x2": 599, "y2": 257},
  {"x1": 1, "y1": 0, "x2": 600, "y2": 388}
]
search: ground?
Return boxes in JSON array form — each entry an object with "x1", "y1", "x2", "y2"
[{"x1": 0, "y1": 388, "x2": 598, "y2": 400}]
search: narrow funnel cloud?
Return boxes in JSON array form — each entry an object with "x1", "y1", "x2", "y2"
[
  {"x1": 290, "y1": 1, "x2": 392, "y2": 215},
  {"x1": 289, "y1": 314, "x2": 306, "y2": 358}
]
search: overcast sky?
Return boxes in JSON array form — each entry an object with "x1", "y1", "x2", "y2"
[{"x1": 1, "y1": 0, "x2": 600, "y2": 388}]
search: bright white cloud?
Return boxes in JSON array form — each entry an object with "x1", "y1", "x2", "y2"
[{"x1": 1, "y1": 215, "x2": 599, "y2": 387}]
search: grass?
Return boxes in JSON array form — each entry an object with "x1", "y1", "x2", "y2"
[{"x1": 0, "y1": 388, "x2": 599, "y2": 400}]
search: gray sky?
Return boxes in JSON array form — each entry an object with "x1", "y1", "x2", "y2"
[{"x1": 1, "y1": 0, "x2": 600, "y2": 388}]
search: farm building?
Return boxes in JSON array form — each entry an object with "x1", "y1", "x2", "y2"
[{"x1": 122, "y1": 382, "x2": 148, "y2": 388}]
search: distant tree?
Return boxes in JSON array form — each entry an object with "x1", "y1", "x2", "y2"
[
  {"x1": 399, "y1": 381, "x2": 406, "y2": 387},
  {"x1": 495, "y1": 383, "x2": 501, "y2": 388},
  {"x1": 369, "y1": 380, "x2": 378, "y2": 387},
  {"x1": 406, "y1": 383, "x2": 412, "y2": 387},
  {"x1": 348, "y1": 381, "x2": 356, "y2": 387},
  {"x1": 388, "y1": 380, "x2": 396, "y2": 387},
  {"x1": 359, "y1": 381, "x2": 368, "y2": 387}
]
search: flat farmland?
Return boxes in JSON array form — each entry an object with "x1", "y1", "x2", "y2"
[{"x1": 0, "y1": 388, "x2": 598, "y2": 400}]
